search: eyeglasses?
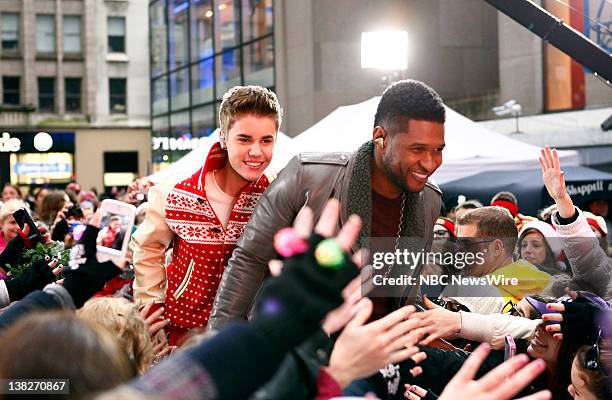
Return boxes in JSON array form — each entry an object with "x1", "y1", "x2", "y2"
[
  {"x1": 433, "y1": 229, "x2": 451, "y2": 239},
  {"x1": 502, "y1": 300, "x2": 519, "y2": 316},
  {"x1": 428, "y1": 297, "x2": 471, "y2": 313},
  {"x1": 584, "y1": 329, "x2": 602, "y2": 371},
  {"x1": 456, "y1": 238, "x2": 494, "y2": 251}
]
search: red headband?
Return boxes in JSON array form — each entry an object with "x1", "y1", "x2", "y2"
[
  {"x1": 436, "y1": 218, "x2": 456, "y2": 238},
  {"x1": 491, "y1": 200, "x2": 519, "y2": 217},
  {"x1": 586, "y1": 217, "x2": 607, "y2": 237}
]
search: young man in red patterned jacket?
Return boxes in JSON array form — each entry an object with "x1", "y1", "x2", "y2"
[{"x1": 132, "y1": 86, "x2": 282, "y2": 345}]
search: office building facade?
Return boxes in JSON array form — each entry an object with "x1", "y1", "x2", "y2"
[{"x1": 0, "y1": 0, "x2": 151, "y2": 192}]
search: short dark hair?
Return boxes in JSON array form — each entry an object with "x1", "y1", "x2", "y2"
[
  {"x1": 457, "y1": 206, "x2": 518, "y2": 256},
  {"x1": 219, "y1": 85, "x2": 282, "y2": 133},
  {"x1": 374, "y1": 79, "x2": 445, "y2": 133}
]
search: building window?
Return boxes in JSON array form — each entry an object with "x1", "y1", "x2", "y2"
[
  {"x1": 242, "y1": 0, "x2": 273, "y2": 42},
  {"x1": 36, "y1": 15, "x2": 56, "y2": 53},
  {"x1": 108, "y1": 17, "x2": 125, "y2": 53},
  {"x1": 152, "y1": 76, "x2": 168, "y2": 115},
  {"x1": 169, "y1": 0, "x2": 189, "y2": 70},
  {"x1": 109, "y1": 78, "x2": 127, "y2": 114},
  {"x1": 63, "y1": 15, "x2": 82, "y2": 54},
  {"x1": 169, "y1": 68, "x2": 189, "y2": 111},
  {"x1": 2, "y1": 76, "x2": 20, "y2": 105},
  {"x1": 192, "y1": 104, "x2": 215, "y2": 138},
  {"x1": 191, "y1": 0, "x2": 213, "y2": 63},
  {"x1": 1, "y1": 13, "x2": 19, "y2": 51},
  {"x1": 191, "y1": 58, "x2": 214, "y2": 105},
  {"x1": 244, "y1": 37, "x2": 274, "y2": 87},
  {"x1": 214, "y1": 0, "x2": 239, "y2": 51},
  {"x1": 150, "y1": 1, "x2": 168, "y2": 77},
  {"x1": 149, "y1": 0, "x2": 275, "y2": 169},
  {"x1": 65, "y1": 77, "x2": 81, "y2": 112},
  {"x1": 38, "y1": 77, "x2": 55, "y2": 112},
  {"x1": 215, "y1": 49, "x2": 241, "y2": 100}
]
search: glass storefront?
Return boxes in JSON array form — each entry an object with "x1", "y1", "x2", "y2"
[
  {"x1": 149, "y1": 0, "x2": 275, "y2": 170},
  {"x1": 10, "y1": 153, "x2": 74, "y2": 185},
  {"x1": 0, "y1": 131, "x2": 75, "y2": 186}
]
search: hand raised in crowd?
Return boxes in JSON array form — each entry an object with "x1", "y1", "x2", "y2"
[
  {"x1": 267, "y1": 202, "x2": 369, "y2": 336},
  {"x1": 269, "y1": 240, "x2": 368, "y2": 337},
  {"x1": 57, "y1": 214, "x2": 125, "y2": 307},
  {"x1": 53, "y1": 210, "x2": 66, "y2": 226},
  {"x1": 88, "y1": 208, "x2": 102, "y2": 228},
  {"x1": 411, "y1": 295, "x2": 462, "y2": 346},
  {"x1": 542, "y1": 293, "x2": 601, "y2": 343},
  {"x1": 21, "y1": 223, "x2": 52, "y2": 246},
  {"x1": 51, "y1": 204, "x2": 73, "y2": 242},
  {"x1": 0, "y1": 223, "x2": 53, "y2": 269},
  {"x1": 325, "y1": 299, "x2": 425, "y2": 388},
  {"x1": 321, "y1": 274, "x2": 364, "y2": 335},
  {"x1": 5, "y1": 256, "x2": 63, "y2": 301},
  {"x1": 140, "y1": 303, "x2": 169, "y2": 336},
  {"x1": 539, "y1": 145, "x2": 575, "y2": 218},
  {"x1": 404, "y1": 384, "x2": 438, "y2": 400},
  {"x1": 252, "y1": 198, "x2": 364, "y2": 358},
  {"x1": 139, "y1": 302, "x2": 175, "y2": 362},
  {"x1": 434, "y1": 343, "x2": 550, "y2": 400},
  {"x1": 542, "y1": 302, "x2": 569, "y2": 341}
]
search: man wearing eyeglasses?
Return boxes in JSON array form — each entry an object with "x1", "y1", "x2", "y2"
[{"x1": 443, "y1": 206, "x2": 553, "y2": 315}]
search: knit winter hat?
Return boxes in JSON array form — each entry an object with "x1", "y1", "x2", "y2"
[
  {"x1": 519, "y1": 220, "x2": 563, "y2": 260},
  {"x1": 583, "y1": 211, "x2": 608, "y2": 237}
]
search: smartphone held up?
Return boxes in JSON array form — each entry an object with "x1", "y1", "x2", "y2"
[
  {"x1": 95, "y1": 199, "x2": 136, "y2": 264},
  {"x1": 12, "y1": 208, "x2": 43, "y2": 245}
]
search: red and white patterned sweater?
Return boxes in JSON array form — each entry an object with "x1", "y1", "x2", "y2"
[{"x1": 133, "y1": 143, "x2": 269, "y2": 329}]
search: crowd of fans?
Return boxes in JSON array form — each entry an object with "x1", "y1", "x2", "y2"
[
  {"x1": 0, "y1": 104, "x2": 610, "y2": 400},
  {"x1": 0, "y1": 149, "x2": 608, "y2": 400}
]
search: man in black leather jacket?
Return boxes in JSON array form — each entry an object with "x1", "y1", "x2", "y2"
[{"x1": 209, "y1": 79, "x2": 447, "y2": 330}]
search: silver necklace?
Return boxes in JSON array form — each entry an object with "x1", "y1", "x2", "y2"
[{"x1": 383, "y1": 193, "x2": 406, "y2": 279}]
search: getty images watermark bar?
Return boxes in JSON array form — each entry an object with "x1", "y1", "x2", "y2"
[
  {"x1": 359, "y1": 236, "x2": 569, "y2": 298},
  {"x1": 0, "y1": 379, "x2": 69, "y2": 394}
]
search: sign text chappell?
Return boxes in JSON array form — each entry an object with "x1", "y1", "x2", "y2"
[{"x1": 566, "y1": 180, "x2": 607, "y2": 197}]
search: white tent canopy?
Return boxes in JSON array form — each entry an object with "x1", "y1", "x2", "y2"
[
  {"x1": 148, "y1": 129, "x2": 295, "y2": 184},
  {"x1": 149, "y1": 97, "x2": 579, "y2": 185},
  {"x1": 277, "y1": 97, "x2": 579, "y2": 184}
]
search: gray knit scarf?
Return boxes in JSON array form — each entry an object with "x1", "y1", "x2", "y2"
[{"x1": 346, "y1": 140, "x2": 425, "y2": 245}]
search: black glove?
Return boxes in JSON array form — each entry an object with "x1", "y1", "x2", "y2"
[
  {"x1": 79, "y1": 224, "x2": 99, "y2": 258},
  {"x1": 51, "y1": 218, "x2": 69, "y2": 242},
  {"x1": 0, "y1": 232, "x2": 38, "y2": 268},
  {"x1": 5, "y1": 259, "x2": 56, "y2": 301},
  {"x1": 560, "y1": 301, "x2": 598, "y2": 344},
  {"x1": 251, "y1": 234, "x2": 359, "y2": 360},
  {"x1": 61, "y1": 259, "x2": 122, "y2": 308},
  {"x1": 61, "y1": 224, "x2": 122, "y2": 308},
  {"x1": 67, "y1": 224, "x2": 98, "y2": 270}
]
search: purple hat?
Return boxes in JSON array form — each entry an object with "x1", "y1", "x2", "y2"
[
  {"x1": 525, "y1": 296, "x2": 562, "y2": 318},
  {"x1": 526, "y1": 291, "x2": 610, "y2": 319},
  {"x1": 577, "y1": 291, "x2": 611, "y2": 311}
]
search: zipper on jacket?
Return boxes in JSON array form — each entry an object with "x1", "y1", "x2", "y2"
[{"x1": 173, "y1": 259, "x2": 195, "y2": 300}]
